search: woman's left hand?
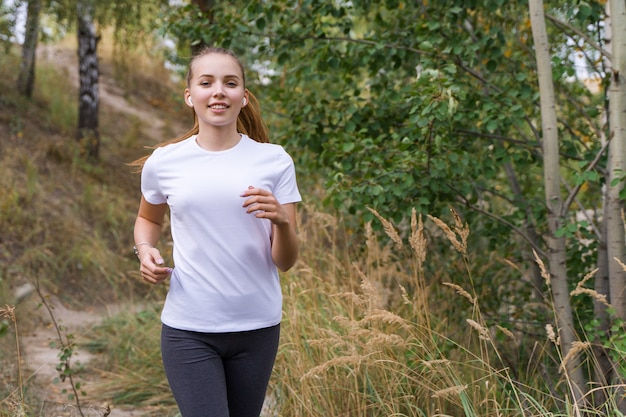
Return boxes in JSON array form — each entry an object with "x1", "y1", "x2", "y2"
[{"x1": 241, "y1": 186, "x2": 289, "y2": 225}]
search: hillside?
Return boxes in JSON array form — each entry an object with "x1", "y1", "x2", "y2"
[
  {"x1": 1, "y1": 41, "x2": 188, "y2": 300},
  {"x1": 0, "y1": 42, "x2": 188, "y2": 416}
]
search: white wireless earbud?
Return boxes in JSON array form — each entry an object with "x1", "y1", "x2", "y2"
[
  {"x1": 242, "y1": 98, "x2": 247, "y2": 106},
  {"x1": 188, "y1": 97, "x2": 193, "y2": 106}
]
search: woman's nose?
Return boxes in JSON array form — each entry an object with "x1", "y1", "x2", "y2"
[{"x1": 212, "y1": 82, "x2": 226, "y2": 96}]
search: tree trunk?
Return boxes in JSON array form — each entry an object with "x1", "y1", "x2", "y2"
[
  {"x1": 606, "y1": 0, "x2": 626, "y2": 411},
  {"x1": 529, "y1": 0, "x2": 587, "y2": 407},
  {"x1": 17, "y1": 0, "x2": 42, "y2": 97},
  {"x1": 77, "y1": 0, "x2": 100, "y2": 160},
  {"x1": 607, "y1": 0, "x2": 626, "y2": 322}
]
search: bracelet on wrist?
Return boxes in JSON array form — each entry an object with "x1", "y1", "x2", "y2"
[{"x1": 133, "y1": 242, "x2": 152, "y2": 257}]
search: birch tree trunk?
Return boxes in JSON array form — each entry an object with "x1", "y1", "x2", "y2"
[
  {"x1": 528, "y1": 0, "x2": 587, "y2": 407},
  {"x1": 17, "y1": 0, "x2": 41, "y2": 97},
  {"x1": 606, "y1": 0, "x2": 626, "y2": 411},
  {"x1": 77, "y1": 0, "x2": 100, "y2": 160},
  {"x1": 607, "y1": 0, "x2": 626, "y2": 320}
]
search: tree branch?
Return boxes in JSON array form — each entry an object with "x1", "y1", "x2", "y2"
[
  {"x1": 545, "y1": 14, "x2": 612, "y2": 61},
  {"x1": 561, "y1": 137, "x2": 611, "y2": 218}
]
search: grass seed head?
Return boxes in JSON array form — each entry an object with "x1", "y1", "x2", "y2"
[
  {"x1": 533, "y1": 249, "x2": 551, "y2": 287},
  {"x1": 431, "y1": 384, "x2": 468, "y2": 399},
  {"x1": 368, "y1": 207, "x2": 403, "y2": 249},
  {"x1": 546, "y1": 323, "x2": 558, "y2": 345},
  {"x1": 466, "y1": 319, "x2": 490, "y2": 341},
  {"x1": 409, "y1": 209, "x2": 427, "y2": 266},
  {"x1": 560, "y1": 341, "x2": 590, "y2": 373},
  {"x1": 0, "y1": 304, "x2": 16, "y2": 322},
  {"x1": 442, "y1": 282, "x2": 475, "y2": 305}
]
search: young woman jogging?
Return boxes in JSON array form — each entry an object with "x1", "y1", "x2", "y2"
[{"x1": 131, "y1": 47, "x2": 301, "y2": 417}]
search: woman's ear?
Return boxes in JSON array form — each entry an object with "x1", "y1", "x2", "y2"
[
  {"x1": 242, "y1": 90, "x2": 249, "y2": 107},
  {"x1": 185, "y1": 91, "x2": 193, "y2": 107}
]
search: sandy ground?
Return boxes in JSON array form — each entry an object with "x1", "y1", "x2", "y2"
[
  {"x1": 20, "y1": 293, "x2": 149, "y2": 417},
  {"x1": 20, "y1": 294, "x2": 277, "y2": 416}
]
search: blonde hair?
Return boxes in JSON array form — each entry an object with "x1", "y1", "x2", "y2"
[{"x1": 130, "y1": 47, "x2": 269, "y2": 170}]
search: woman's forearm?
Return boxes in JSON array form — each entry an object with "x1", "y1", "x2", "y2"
[
  {"x1": 133, "y1": 216, "x2": 163, "y2": 257},
  {"x1": 134, "y1": 197, "x2": 168, "y2": 259},
  {"x1": 271, "y1": 204, "x2": 299, "y2": 271}
]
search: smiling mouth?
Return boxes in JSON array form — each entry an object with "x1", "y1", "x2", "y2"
[{"x1": 209, "y1": 104, "x2": 229, "y2": 109}]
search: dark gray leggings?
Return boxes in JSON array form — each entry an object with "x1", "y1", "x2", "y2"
[{"x1": 161, "y1": 323, "x2": 280, "y2": 417}]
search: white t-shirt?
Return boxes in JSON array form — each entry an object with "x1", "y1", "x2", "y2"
[{"x1": 141, "y1": 134, "x2": 301, "y2": 333}]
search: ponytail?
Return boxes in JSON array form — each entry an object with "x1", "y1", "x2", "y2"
[
  {"x1": 127, "y1": 113, "x2": 198, "y2": 172},
  {"x1": 237, "y1": 90, "x2": 269, "y2": 143}
]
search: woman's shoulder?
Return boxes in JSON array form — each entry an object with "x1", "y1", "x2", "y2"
[
  {"x1": 242, "y1": 135, "x2": 289, "y2": 154},
  {"x1": 151, "y1": 136, "x2": 195, "y2": 157},
  {"x1": 143, "y1": 138, "x2": 195, "y2": 172}
]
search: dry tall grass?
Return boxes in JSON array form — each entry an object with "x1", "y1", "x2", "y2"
[
  {"x1": 271, "y1": 206, "x2": 489, "y2": 416},
  {"x1": 268, "y1": 205, "x2": 626, "y2": 416}
]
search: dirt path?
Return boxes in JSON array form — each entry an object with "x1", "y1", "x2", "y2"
[
  {"x1": 21, "y1": 294, "x2": 148, "y2": 417},
  {"x1": 39, "y1": 45, "x2": 180, "y2": 142}
]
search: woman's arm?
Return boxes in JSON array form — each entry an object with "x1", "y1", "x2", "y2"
[
  {"x1": 270, "y1": 203, "x2": 299, "y2": 272},
  {"x1": 134, "y1": 196, "x2": 172, "y2": 284},
  {"x1": 241, "y1": 187, "x2": 299, "y2": 272}
]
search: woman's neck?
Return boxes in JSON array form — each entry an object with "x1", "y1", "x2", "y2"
[{"x1": 195, "y1": 126, "x2": 242, "y2": 151}]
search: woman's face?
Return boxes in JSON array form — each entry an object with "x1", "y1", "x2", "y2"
[{"x1": 185, "y1": 53, "x2": 248, "y2": 129}]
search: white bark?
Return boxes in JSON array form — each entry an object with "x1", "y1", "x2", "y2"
[
  {"x1": 606, "y1": 2, "x2": 626, "y2": 409},
  {"x1": 528, "y1": 0, "x2": 587, "y2": 407},
  {"x1": 607, "y1": 0, "x2": 626, "y2": 321}
]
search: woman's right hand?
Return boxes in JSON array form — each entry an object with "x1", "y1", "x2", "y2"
[{"x1": 138, "y1": 247, "x2": 172, "y2": 284}]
